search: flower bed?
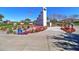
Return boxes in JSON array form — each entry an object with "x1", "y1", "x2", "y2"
[
  {"x1": 5, "y1": 25, "x2": 47, "y2": 35},
  {"x1": 61, "y1": 25, "x2": 76, "y2": 33},
  {"x1": 16, "y1": 26, "x2": 47, "y2": 35},
  {"x1": 32, "y1": 26, "x2": 47, "y2": 32}
]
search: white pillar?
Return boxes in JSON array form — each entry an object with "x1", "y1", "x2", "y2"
[{"x1": 43, "y1": 7, "x2": 47, "y2": 26}]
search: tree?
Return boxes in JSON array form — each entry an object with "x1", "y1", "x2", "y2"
[
  {"x1": 24, "y1": 18, "x2": 31, "y2": 24},
  {"x1": 68, "y1": 14, "x2": 79, "y2": 22},
  {"x1": 32, "y1": 20, "x2": 36, "y2": 25},
  {"x1": 50, "y1": 18, "x2": 58, "y2": 26},
  {"x1": 0, "y1": 14, "x2": 4, "y2": 21},
  {"x1": 70, "y1": 14, "x2": 79, "y2": 19},
  {"x1": 50, "y1": 18, "x2": 57, "y2": 23},
  {"x1": 48, "y1": 14, "x2": 67, "y2": 21}
]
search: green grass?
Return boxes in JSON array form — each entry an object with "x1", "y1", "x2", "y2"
[
  {"x1": 74, "y1": 23, "x2": 79, "y2": 25},
  {"x1": 73, "y1": 21, "x2": 79, "y2": 26},
  {"x1": 0, "y1": 22, "x2": 29, "y2": 30},
  {"x1": 0, "y1": 23, "x2": 13, "y2": 29}
]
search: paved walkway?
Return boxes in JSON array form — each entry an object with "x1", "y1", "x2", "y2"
[{"x1": 0, "y1": 26, "x2": 78, "y2": 51}]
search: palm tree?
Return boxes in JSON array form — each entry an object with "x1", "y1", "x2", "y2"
[{"x1": 0, "y1": 14, "x2": 4, "y2": 21}]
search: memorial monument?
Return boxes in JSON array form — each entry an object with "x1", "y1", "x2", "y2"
[{"x1": 36, "y1": 7, "x2": 47, "y2": 26}]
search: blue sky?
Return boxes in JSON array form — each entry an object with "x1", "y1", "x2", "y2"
[
  {"x1": 47, "y1": 7, "x2": 79, "y2": 17},
  {"x1": 1, "y1": 7, "x2": 79, "y2": 21},
  {"x1": 0, "y1": 7, "x2": 42, "y2": 21}
]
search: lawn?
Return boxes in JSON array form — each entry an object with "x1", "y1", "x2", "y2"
[
  {"x1": 0, "y1": 22, "x2": 29, "y2": 30},
  {"x1": 0, "y1": 23, "x2": 13, "y2": 29},
  {"x1": 73, "y1": 21, "x2": 79, "y2": 26}
]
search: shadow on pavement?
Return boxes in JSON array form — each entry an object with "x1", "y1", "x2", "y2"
[{"x1": 51, "y1": 33, "x2": 79, "y2": 51}]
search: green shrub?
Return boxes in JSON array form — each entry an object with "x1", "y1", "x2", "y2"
[{"x1": 7, "y1": 29, "x2": 13, "y2": 34}]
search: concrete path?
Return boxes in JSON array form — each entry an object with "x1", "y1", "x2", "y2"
[
  {"x1": 0, "y1": 33, "x2": 48, "y2": 51},
  {"x1": 0, "y1": 27, "x2": 59, "y2": 51},
  {"x1": 0, "y1": 26, "x2": 78, "y2": 51}
]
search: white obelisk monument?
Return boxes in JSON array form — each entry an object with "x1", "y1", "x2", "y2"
[
  {"x1": 43, "y1": 7, "x2": 47, "y2": 26},
  {"x1": 36, "y1": 7, "x2": 47, "y2": 26}
]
